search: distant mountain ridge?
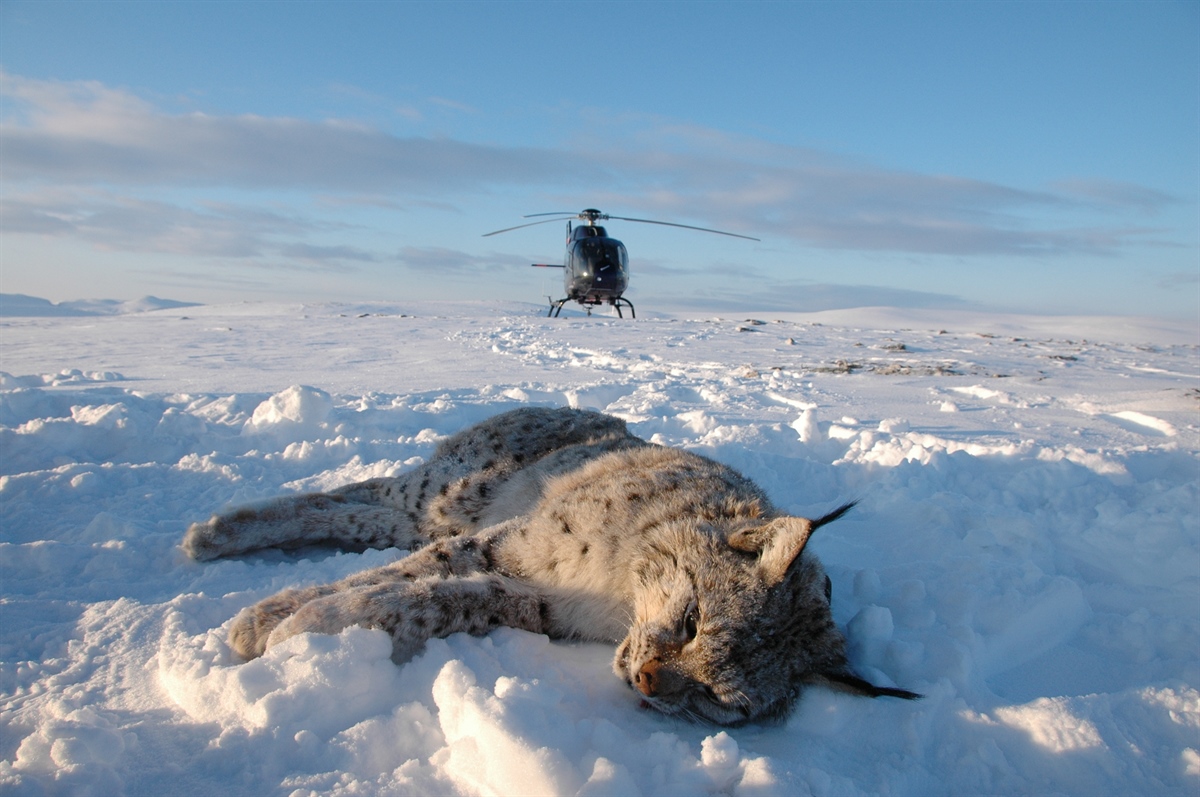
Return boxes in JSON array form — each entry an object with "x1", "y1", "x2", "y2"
[{"x1": 0, "y1": 294, "x2": 201, "y2": 317}]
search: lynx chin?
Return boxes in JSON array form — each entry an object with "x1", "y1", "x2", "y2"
[{"x1": 183, "y1": 406, "x2": 919, "y2": 725}]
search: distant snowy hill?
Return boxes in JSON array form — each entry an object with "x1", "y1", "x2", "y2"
[{"x1": 0, "y1": 293, "x2": 201, "y2": 317}]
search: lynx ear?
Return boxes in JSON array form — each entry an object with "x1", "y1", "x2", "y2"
[
  {"x1": 725, "y1": 517, "x2": 811, "y2": 584},
  {"x1": 726, "y1": 502, "x2": 857, "y2": 585}
]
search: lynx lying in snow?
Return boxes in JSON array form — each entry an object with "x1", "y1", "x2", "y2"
[{"x1": 183, "y1": 407, "x2": 918, "y2": 724}]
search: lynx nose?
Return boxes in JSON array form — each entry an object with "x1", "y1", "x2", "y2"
[{"x1": 634, "y1": 659, "x2": 662, "y2": 697}]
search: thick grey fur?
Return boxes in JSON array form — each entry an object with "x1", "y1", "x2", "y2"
[{"x1": 183, "y1": 406, "x2": 918, "y2": 724}]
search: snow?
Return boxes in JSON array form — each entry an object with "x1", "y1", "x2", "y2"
[
  {"x1": 0, "y1": 294, "x2": 200, "y2": 318},
  {"x1": 1, "y1": 298, "x2": 1197, "y2": 796}
]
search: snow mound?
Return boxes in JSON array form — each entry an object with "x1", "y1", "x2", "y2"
[{"x1": 243, "y1": 384, "x2": 334, "y2": 442}]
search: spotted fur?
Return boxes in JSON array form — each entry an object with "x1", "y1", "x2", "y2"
[{"x1": 183, "y1": 406, "x2": 918, "y2": 724}]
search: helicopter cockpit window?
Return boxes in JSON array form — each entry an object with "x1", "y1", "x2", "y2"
[
  {"x1": 574, "y1": 225, "x2": 606, "y2": 239},
  {"x1": 575, "y1": 239, "x2": 629, "y2": 276}
]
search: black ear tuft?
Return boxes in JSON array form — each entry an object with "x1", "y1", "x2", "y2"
[
  {"x1": 824, "y1": 671, "x2": 922, "y2": 700},
  {"x1": 810, "y1": 501, "x2": 858, "y2": 532}
]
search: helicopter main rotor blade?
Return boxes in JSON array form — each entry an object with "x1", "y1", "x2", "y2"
[
  {"x1": 482, "y1": 217, "x2": 572, "y2": 237},
  {"x1": 485, "y1": 208, "x2": 760, "y2": 239},
  {"x1": 605, "y1": 215, "x2": 760, "y2": 241}
]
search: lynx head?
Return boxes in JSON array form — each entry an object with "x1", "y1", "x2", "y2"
[{"x1": 613, "y1": 503, "x2": 919, "y2": 725}]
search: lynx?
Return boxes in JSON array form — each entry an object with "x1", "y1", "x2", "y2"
[{"x1": 183, "y1": 406, "x2": 918, "y2": 724}]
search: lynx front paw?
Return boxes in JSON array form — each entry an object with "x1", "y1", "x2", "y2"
[
  {"x1": 228, "y1": 588, "x2": 321, "y2": 659},
  {"x1": 264, "y1": 594, "x2": 360, "y2": 651},
  {"x1": 182, "y1": 515, "x2": 236, "y2": 561}
]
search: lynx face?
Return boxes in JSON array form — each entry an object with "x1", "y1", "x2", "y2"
[{"x1": 612, "y1": 519, "x2": 844, "y2": 725}]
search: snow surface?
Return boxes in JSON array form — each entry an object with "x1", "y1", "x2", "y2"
[{"x1": 1, "y1": 299, "x2": 1197, "y2": 796}]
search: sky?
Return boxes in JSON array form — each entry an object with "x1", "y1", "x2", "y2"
[{"x1": 1, "y1": 0, "x2": 1197, "y2": 319}]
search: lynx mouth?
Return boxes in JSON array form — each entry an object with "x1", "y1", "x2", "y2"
[{"x1": 627, "y1": 678, "x2": 755, "y2": 726}]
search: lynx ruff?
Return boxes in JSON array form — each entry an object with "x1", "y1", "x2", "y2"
[{"x1": 183, "y1": 407, "x2": 919, "y2": 725}]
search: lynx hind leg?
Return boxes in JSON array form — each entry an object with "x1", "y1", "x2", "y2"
[
  {"x1": 425, "y1": 407, "x2": 634, "y2": 481},
  {"x1": 332, "y1": 408, "x2": 639, "y2": 540},
  {"x1": 266, "y1": 571, "x2": 546, "y2": 663},
  {"x1": 182, "y1": 492, "x2": 423, "y2": 561},
  {"x1": 229, "y1": 523, "x2": 536, "y2": 660}
]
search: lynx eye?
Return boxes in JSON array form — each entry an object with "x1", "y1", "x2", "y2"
[{"x1": 682, "y1": 601, "x2": 700, "y2": 642}]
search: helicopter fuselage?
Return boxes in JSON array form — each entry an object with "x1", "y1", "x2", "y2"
[{"x1": 561, "y1": 224, "x2": 629, "y2": 303}]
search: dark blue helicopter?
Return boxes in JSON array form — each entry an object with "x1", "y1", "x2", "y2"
[{"x1": 484, "y1": 209, "x2": 758, "y2": 318}]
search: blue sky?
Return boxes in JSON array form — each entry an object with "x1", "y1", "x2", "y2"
[{"x1": 2, "y1": 1, "x2": 1197, "y2": 318}]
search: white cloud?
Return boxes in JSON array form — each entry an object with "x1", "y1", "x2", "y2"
[
  {"x1": 1052, "y1": 178, "x2": 1179, "y2": 213},
  {"x1": 0, "y1": 73, "x2": 1175, "y2": 259},
  {"x1": 1157, "y1": 271, "x2": 1200, "y2": 290},
  {"x1": 395, "y1": 247, "x2": 531, "y2": 273},
  {"x1": 680, "y1": 280, "x2": 976, "y2": 313},
  {"x1": 1, "y1": 188, "x2": 348, "y2": 264},
  {"x1": 0, "y1": 72, "x2": 577, "y2": 192},
  {"x1": 279, "y1": 243, "x2": 378, "y2": 264}
]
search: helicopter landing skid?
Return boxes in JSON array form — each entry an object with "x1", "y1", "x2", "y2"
[{"x1": 548, "y1": 296, "x2": 636, "y2": 319}]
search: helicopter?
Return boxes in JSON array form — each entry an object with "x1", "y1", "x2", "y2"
[{"x1": 483, "y1": 209, "x2": 758, "y2": 318}]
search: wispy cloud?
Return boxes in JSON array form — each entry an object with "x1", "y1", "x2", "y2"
[
  {"x1": 2, "y1": 189, "x2": 293, "y2": 257},
  {"x1": 1157, "y1": 271, "x2": 1200, "y2": 290},
  {"x1": 577, "y1": 121, "x2": 1172, "y2": 256},
  {"x1": 279, "y1": 242, "x2": 378, "y2": 264},
  {"x1": 396, "y1": 246, "x2": 531, "y2": 273},
  {"x1": 1052, "y1": 178, "x2": 1180, "y2": 213},
  {"x1": 324, "y1": 82, "x2": 425, "y2": 122},
  {"x1": 680, "y1": 280, "x2": 976, "y2": 314},
  {"x1": 0, "y1": 72, "x2": 578, "y2": 192},
  {"x1": 1, "y1": 187, "x2": 367, "y2": 266},
  {"x1": 427, "y1": 96, "x2": 478, "y2": 114},
  {"x1": 1, "y1": 73, "x2": 1176, "y2": 260}
]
